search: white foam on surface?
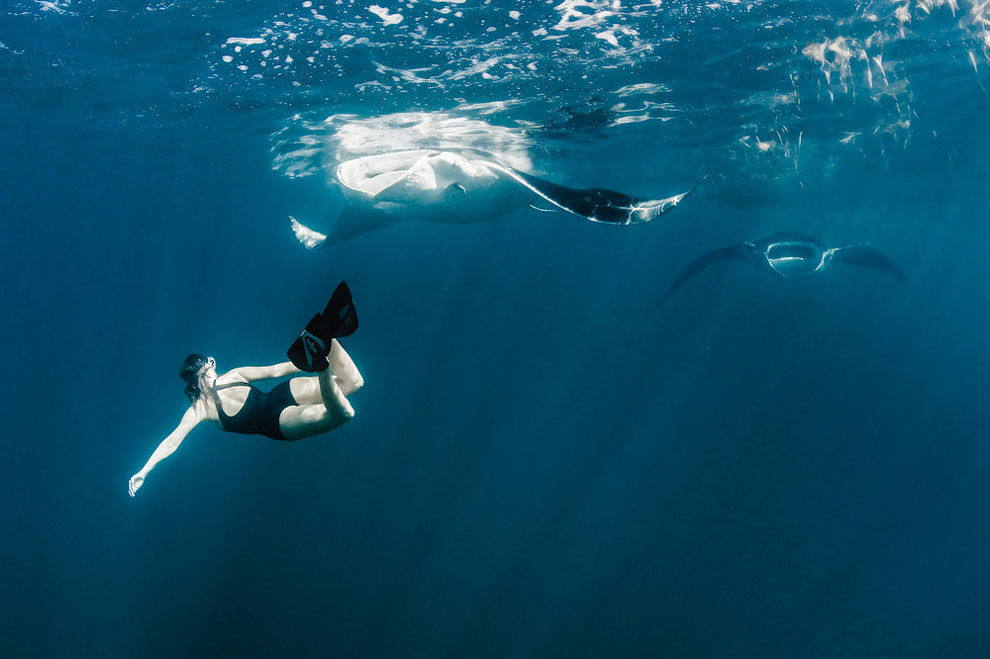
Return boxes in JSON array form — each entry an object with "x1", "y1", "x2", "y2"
[
  {"x1": 194, "y1": 0, "x2": 990, "y2": 191},
  {"x1": 225, "y1": 37, "x2": 267, "y2": 46},
  {"x1": 596, "y1": 30, "x2": 618, "y2": 47},
  {"x1": 35, "y1": 1, "x2": 70, "y2": 13},
  {"x1": 368, "y1": 5, "x2": 404, "y2": 25},
  {"x1": 614, "y1": 82, "x2": 670, "y2": 96},
  {"x1": 453, "y1": 99, "x2": 524, "y2": 115}
]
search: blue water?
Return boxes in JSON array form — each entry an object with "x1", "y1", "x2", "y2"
[{"x1": 3, "y1": 0, "x2": 990, "y2": 656}]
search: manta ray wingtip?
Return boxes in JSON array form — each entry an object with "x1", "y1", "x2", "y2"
[
  {"x1": 645, "y1": 178, "x2": 703, "y2": 219},
  {"x1": 681, "y1": 175, "x2": 707, "y2": 200}
]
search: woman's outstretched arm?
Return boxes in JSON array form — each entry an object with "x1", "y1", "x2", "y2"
[
  {"x1": 128, "y1": 406, "x2": 200, "y2": 497},
  {"x1": 226, "y1": 361, "x2": 300, "y2": 383}
]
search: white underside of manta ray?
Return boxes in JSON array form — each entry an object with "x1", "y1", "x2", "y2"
[{"x1": 288, "y1": 149, "x2": 697, "y2": 247}]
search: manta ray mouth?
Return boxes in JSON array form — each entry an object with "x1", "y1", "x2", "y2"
[
  {"x1": 766, "y1": 242, "x2": 819, "y2": 261},
  {"x1": 765, "y1": 242, "x2": 826, "y2": 277},
  {"x1": 767, "y1": 256, "x2": 826, "y2": 277}
]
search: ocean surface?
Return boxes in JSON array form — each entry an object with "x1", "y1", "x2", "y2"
[{"x1": 2, "y1": 1, "x2": 989, "y2": 657}]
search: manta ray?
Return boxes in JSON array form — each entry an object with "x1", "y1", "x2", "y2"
[
  {"x1": 288, "y1": 149, "x2": 697, "y2": 247},
  {"x1": 660, "y1": 232, "x2": 905, "y2": 304}
]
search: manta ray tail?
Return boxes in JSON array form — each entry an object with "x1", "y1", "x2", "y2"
[
  {"x1": 660, "y1": 244, "x2": 755, "y2": 305},
  {"x1": 830, "y1": 244, "x2": 906, "y2": 283},
  {"x1": 329, "y1": 204, "x2": 398, "y2": 242}
]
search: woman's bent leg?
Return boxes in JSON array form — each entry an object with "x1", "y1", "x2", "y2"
[
  {"x1": 328, "y1": 339, "x2": 363, "y2": 395},
  {"x1": 288, "y1": 376, "x2": 321, "y2": 405},
  {"x1": 286, "y1": 340, "x2": 362, "y2": 404},
  {"x1": 317, "y1": 367, "x2": 352, "y2": 416},
  {"x1": 279, "y1": 368, "x2": 354, "y2": 440}
]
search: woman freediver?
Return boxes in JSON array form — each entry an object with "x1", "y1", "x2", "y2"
[{"x1": 127, "y1": 281, "x2": 362, "y2": 497}]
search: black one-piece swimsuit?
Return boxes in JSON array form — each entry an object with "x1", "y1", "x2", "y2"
[{"x1": 215, "y1": 381, "x2": 297, "y2": 441}]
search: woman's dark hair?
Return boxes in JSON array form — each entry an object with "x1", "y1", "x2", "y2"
[{"x1": 180, "y1": 354, "x2": 208, "y2": 403}]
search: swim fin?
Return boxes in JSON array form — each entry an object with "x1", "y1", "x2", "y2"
[
  {"x1": 287, "y1": 281, "x2": 359, "y2": 372},
  {"x1": 322, "y1": 280, "x2": 359, "y2": 338}
]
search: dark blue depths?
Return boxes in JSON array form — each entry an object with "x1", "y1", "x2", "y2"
[{"x1": 2, "y1": 2, "x2": 990, "y2": 658}]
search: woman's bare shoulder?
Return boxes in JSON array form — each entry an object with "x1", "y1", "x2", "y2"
[
  {"x1": 182, "y1": 399, "x2": 211, "y2": 426},
  {"x1": 213, "y1": 369, "x2": 249, "y2": 386}
]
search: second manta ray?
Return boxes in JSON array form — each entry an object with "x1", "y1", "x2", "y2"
[
  {"x1": 289, "y1": 149, "x2": 697, "y2": 246},
  {"x1": 660, "y1": 232, "x2": 905, "y2": 304}
]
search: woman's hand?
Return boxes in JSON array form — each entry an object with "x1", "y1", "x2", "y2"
[{"x1": 128, "y1": 473, "x2": 145, "y2": 497}]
